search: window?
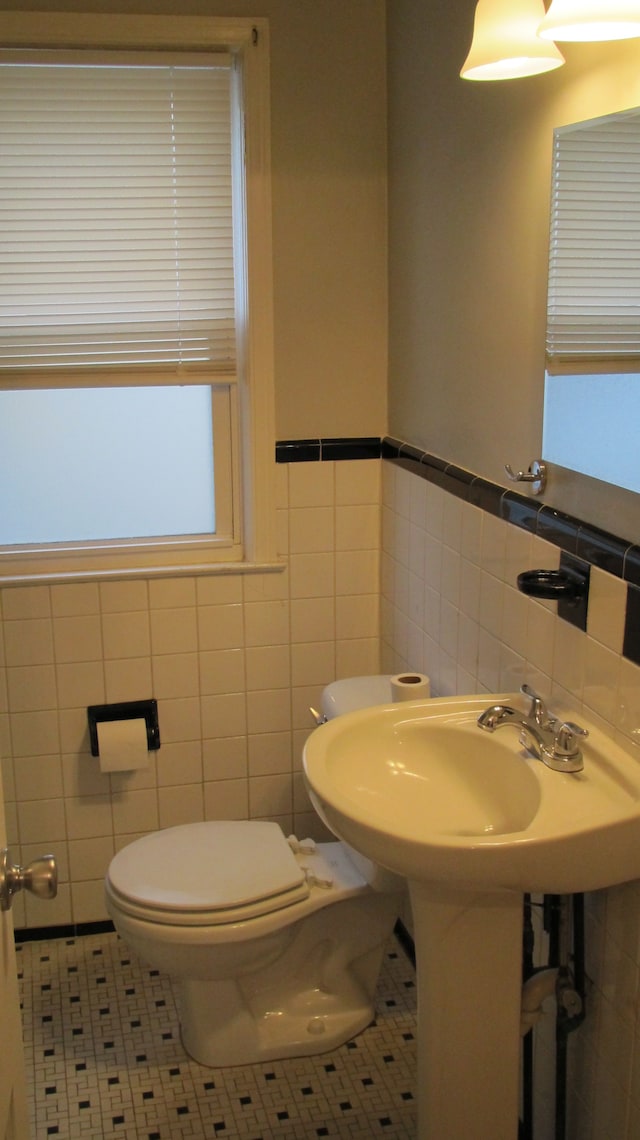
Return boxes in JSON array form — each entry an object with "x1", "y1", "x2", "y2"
[{"x1": 0, "y1": 15, "x2": 275, "y2": 580}]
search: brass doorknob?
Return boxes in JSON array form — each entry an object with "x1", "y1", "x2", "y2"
[{"x1": 0, "y1": 847, "x2": 58, "y2": 912}]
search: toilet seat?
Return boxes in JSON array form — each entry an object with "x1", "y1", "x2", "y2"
[{"x1": 106, "y1": 821, "x2": 310, "y2": 926}]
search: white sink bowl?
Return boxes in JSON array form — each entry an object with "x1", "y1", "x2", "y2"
[{"x1": 303, "y1": 694, "x2": 640, "y2": 894}]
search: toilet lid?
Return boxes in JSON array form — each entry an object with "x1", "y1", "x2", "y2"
[{"x1": 107, "y1": 821, "x2": 309, "y2": 923}]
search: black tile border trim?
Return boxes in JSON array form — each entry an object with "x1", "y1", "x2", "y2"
[
  {"x1": 276, "y1": 434, "x2": 638, "y2": 578},
  {"x1": 15, "y1": 919, "x2": 115, "y2": 944},
  {"x1": 276, "y1": 437, "x2": 381, "y2": 463},
  {"x1": 381, "y1": 436, "x2": 638, "y2": 581},
  {"x1": 276, "y1": 435, "x2": 640, "y2": 664}
]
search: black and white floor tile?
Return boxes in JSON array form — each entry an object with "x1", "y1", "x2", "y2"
[{"x1": 17, "y1": 931, "x2": 417, "y2": 1139}]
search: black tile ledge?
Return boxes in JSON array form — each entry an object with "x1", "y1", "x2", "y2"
[
  {"x1": 623, "y1": 584, "x2": 640, "y2": 666},
  {"x1": 321, "y1": 437, "x2": 381, "y2": 461},
  {"x1": 577, "y1": 524, "x2": 631, "y2": 578},
  {"x1": 536, "y1": 506, "x2": 581, "y2": 553},
  {"x1": 624, "y1": 545, "x2": 640, "y2": 587},
  {"x1": 275, "y1": 437, "x2": 382, "y2": 463},
  {"x1": 275, "y1": 439, "x2": 321, "y2": 463},
  {"x1": 275, "y1": 437, "x2": 639, "y2": 596},
  {"x1": 501, "y1": 491, "x2": 540, "y2": 533}
]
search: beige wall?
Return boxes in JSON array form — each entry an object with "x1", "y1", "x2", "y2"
[
  {"x1": 0, "y1": 0, "x2": 388, "y2": 440},
  {"x1": 387, "y1": 0, "x2": 640, "y2": 541}
]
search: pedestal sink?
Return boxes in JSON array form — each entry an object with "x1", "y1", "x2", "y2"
[{"x1": 303, "y1": 693, "x2": 640, "y2": 1140}]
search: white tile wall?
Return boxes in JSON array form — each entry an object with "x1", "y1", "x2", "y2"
[{"x1": 0, "y1": 458, "x2": 381, "y2": 930}]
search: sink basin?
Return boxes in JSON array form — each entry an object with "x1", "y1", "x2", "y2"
[
  {"x1": 303, "y1": 693, "x2": 640, "y2": 895},
  {"x1": 304, "y1": 691, "x2": 640, "y2": 1139}
]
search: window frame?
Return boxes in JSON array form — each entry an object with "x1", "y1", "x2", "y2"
[{"x1": 0, "y1": 13, "x2": 276, "y2": 583}]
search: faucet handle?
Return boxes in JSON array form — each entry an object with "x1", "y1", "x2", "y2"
[
  {"x1": 520, "y1": 684, "x2": 549, "y2": 726},
  {"x1": 554, "y1": 721, "x2": 589, "y2": 758}
]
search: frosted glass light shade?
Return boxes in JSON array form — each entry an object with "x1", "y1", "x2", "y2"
[
  {"x1": 539, "y1": 0, "x2": 640, "y2": 41},
  {"x1": 461, "y1": 0, "x2": 565, "y2": 80}
]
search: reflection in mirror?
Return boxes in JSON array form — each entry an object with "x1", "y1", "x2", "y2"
[{"x1": 543, "y1": 107, "x2": 640, "y2": 495}]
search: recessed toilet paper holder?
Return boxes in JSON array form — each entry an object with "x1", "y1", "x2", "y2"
[{"x1": 88, "y1": 699, "x2": 161, "y2": 757}]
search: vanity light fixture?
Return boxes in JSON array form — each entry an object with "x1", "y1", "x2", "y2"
[
  {"x1": 538, "y1": 0, "x2": 640, "y2": 41},
  {"x1": 461, "y1": 0, "x2": 565, "y2": 80}
]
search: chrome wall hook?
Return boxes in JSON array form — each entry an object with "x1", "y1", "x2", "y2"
[{"x1": 504, "y1": 459, "x2": 547, "y2": 495}]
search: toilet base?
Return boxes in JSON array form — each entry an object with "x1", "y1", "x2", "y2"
[
  {"x1": 175, "y1": 894, "x2": 397, "y2": 1067},
  {"x1": 178, "y1": 974, "x2": 374, "y2": 1066}
]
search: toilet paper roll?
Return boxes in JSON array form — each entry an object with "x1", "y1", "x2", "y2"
[
  {"x1": 97, "y1": 718, "x2": 150, "y2": 773},
  {"x1": 390, "y1": 672, "x2": 431, "y2": 701}
]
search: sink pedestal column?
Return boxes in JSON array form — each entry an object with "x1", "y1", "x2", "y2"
[{"x1": 409, "y1": 881, "x2": 524, "y2": 1140}]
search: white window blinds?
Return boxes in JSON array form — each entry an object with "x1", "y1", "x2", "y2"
[
  {"x1": 546, "y1": 108, "x2": 640, "y2": 373},
  {"x1": 0, "y1": 56, "x2": 236, "y2": 376}
]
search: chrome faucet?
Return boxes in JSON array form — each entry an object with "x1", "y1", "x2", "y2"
[{"x1": 478, "y1": 684, "x2": 588, "y2": 773}]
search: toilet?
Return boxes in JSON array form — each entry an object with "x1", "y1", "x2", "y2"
[{"x1": 104, "y1": 676, "x2": 406, "y2": 1068}]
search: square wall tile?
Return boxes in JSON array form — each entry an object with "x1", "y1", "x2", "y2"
[
  {"x1": 201, "y1": 692, "x2": 246, "y2": 739},
  {"x1": 4, "y1": 619, "x2": 54, "y2": 667},
  {"x1": 65, "y1": 794, "x2": 113, "y2": 841},
  {"x1": 204, "y1": 777, "x2": 248, "y2": 820},
  {"x1": 53, "y1": 615, "x2": 103, "y2": 663},
  {"x1": 104, "y1": 657, "x2": 152, "y2": 704},
  {"x1": 158, "y1": 783, "x2": 204, "y2": 828},
  {"x1": 14, "y1": 754, "x2": 63, "y2": 802},
  {"x1": 7, "y1": 665, "x2": 57, "y2": 713},
  {"x1": 248, "y1": 731, "x2": 292, "y2": 776},
  {"x1": 588, "y1": 568, "x2": 626, "y2": 655},
  {"x1": 11, "y1": 710, "x2": 60, "y2": 758},
  {"x1": 246, "y1": 688, "x2": 291, "y2": 735},
  {"x1": 198, "y1": 604, "x2": 244, "y2": 651},
  {"x1": 150, "y1": 607, "x2": 197, "y2": 655},
  {"x1": 18, "y1": 797, "x2": 66, "y2": 844},
  {"x1": 202, "y1": 736, "x2": 247, "y2": 782},
  {"x1": 337, "y1": 550, "x2": 379, "y2": 598},
  {"x1": 336, "y1": 637, "x2": 379, "y2": 678},
  {"x1": 245, "y1": 644, "x2": 290, "y2": 691},
  {"x1": 99, "y1": 578, "x2": 149, "y2": 613},
  {"x1": 71, "y1": 878, "x2": 110, "y2": 923},
  {"x1": 289, "y1": 507, "x2": 334, "y2": 554},
  {"x1": 112, "y1": 788, "x2": 158, "y2": 836},
  {"x1": 336, "y1": 505, "x2": 379, "y2": 551},
  {"x1": 152, "y1": 652, "x2": 199, "y2": 700},
  {"x1": 68, "y1": 835, "x2": 115, "y2": 882},
  {"x1": 244, "y1": 600, "x2": 290, "y2": 647},
  {"x1": 289, "y1": 553, "x2": 334, "y2": 599},
  {"x1": 335, "y1": 458, "x2": 380, "y2": 505},
  {"x1": 56, "y1": 661, "x2": 105, "y2": 709},
  {"x1": 288, "y1": 460, "x2": 335, "y2": 508},
  {"x1": 156, "y1": 740, "x2": 202, "y2": 787},
  {"x1": 149, "y1": 576, "x2": 196, "y2": 608},
  {"x1": 199, "y1": 648, "x2": 245, "y2": 695},
  {"x1": 51, "y1": 582, "x2": 99, "y2": 617},
  {"x1": 102, "y1": 610, "x2": 151, "y2": 659},
  {"x1": 290, "y1": 597, "x2": 335, "y2": 644},
  {"x1": 248, "y1": 773, "x2": 292, "y2": 819},
  {"x1": 1, "y1": 585, "x2": 51, "y2": 620},
  {"x1": 158, "y1": 697, "x2": 201, "y2": 743}
]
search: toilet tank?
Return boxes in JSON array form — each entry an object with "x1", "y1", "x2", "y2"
[
  {"x1": 320, "y1": 675, "x2": 394, "y2": 720},
  {"x1": 319, "y1": 675, "x2": 401, "y2": 893}
]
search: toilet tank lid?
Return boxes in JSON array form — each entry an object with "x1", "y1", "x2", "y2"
[
  {"x1": 321, "y1": 675, "x2": 393, "y2": 719},
  {"x1": 107, "y1": 821, "x2": 308, "y2": 915}
]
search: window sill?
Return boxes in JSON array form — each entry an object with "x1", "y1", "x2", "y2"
[{"x1": 0, "y1": 559, "x2": 286, "y2": 588}]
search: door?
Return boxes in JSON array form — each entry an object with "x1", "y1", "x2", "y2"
[{"x1": 0, "y1": 760, "x2": 30, "y2": 1140}]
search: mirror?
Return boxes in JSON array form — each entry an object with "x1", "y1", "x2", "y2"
[{"x1": 543, "y1": 107, "x2": 640, "y2": 497}]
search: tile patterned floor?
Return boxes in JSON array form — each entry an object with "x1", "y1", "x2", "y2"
[{"x1": 17, "y1": 930, "x2": 417, "y2": 1139}]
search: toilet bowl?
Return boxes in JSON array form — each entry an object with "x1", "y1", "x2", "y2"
[{"x1": 104, "y1": 676, "x2": 407, "y2": 1067}]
